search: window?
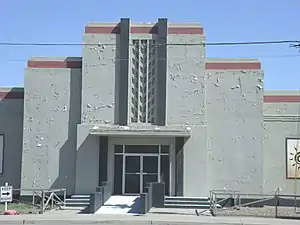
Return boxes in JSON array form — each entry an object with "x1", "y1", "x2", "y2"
[{"x1": 0, "y1": 134, "x2": 3, "y2": 174}]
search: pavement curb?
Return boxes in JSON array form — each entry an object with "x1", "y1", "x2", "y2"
[
  {"x1": 0, "y1": 220, "x2": 242, "y2": 225},
  {"x1": 0, "y1": 215, "x2": 299, "y2": 225}
]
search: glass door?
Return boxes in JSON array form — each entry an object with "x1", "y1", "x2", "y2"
[
  {"x1": 142, "y1": 155, "x2": 158, "y2": 193},
  {"x1": 124, "y1": 155, "x2": 140, "y2": 194},
  {"x1": 123, "y1": 155, "x2": 159, "y2": 194},
  {"x1": 116, "y1": 144, "x2": 170, "y2": 195}
]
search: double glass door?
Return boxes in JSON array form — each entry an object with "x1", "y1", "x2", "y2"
[{"x1": 124, "y1": 155, "x2": 158, "y2": 194}]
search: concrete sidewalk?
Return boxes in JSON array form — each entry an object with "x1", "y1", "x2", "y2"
[{"x1": 0, "y1": 212, "x2": 299, "y2": 225}]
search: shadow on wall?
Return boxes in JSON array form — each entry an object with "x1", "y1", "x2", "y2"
[
  {"x1": 50, "y1": 64, "x2": 82, "y2": 194},
  {"x1": 0, "y1": 88, "x2": 24, "y2": 187},
  {"x1": 175, "y1": 137, "x2": 185, "y2": 196},
  {"x1": 114, "y1": 31, "x2": 120, "y2": 124}
]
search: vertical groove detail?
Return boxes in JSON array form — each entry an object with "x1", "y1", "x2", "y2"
[
  {"x1": 139, "y1": 40, "x2": 148, "y2": 123},
  {"x1": 131, "y1": 40, "x2": 139, "y2": 123},
  {"x1": 130, "y1": 39, "x2": 157, "y2": 124},
  {"x1": 147, "y1": 40, "x2": 157, "y2": 124}
]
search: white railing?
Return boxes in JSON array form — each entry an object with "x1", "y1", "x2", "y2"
[{"x1": 14, "y1": 188, "x2": 66, "y2": 213}]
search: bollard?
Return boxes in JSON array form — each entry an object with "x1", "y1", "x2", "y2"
[{"x1": 150, "y1": 183, "x2": 165, "y2": 208}]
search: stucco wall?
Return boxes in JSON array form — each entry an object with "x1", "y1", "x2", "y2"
[
  {"x1": 75, "y1": 124, "x2": 100, "y2": 194},
  {"x1": 166, "y1": 26, "x2": 206, "y2": 125},
  {"x1": 76, "y1": 23, "x2": 124, "y2": 194},
  {"x1": 183, "y1": 125, "x2": 208, "y2": 196},
  {"x1": 0, "y1": 88, "x2": 24, "y2": 188},
  {"x1": 21, "y1": 60, "x2": 81, "y2": 195},
  {"x1": 166, "y1": 24, "x2": 208, "y2": 196},
  {"x1": 81, "y1": 24, "x2": 118, "y2": 124},
  {"x1": 263, "y1": 91, "x2": 300, "y2": 195},
  {"x1": 205, "y1": 60, "x2": 264, "y2": 194}
]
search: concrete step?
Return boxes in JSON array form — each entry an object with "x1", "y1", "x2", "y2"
[
  {"x1": 70, "y1": 195, "x2": 90, "y2": 199},
  {"x1": 164, "y1": 196, "x2": 221, "y2": 210},
  {"x1": 164, "y1": 203, "x2": 210, "y2": 209},
  {"x1": 64, "y1": 195, "x2": 91, "y2": 208},
  {"x1": 60, "y1": 206, "x2": 87, "y2": 210},
  {"x1": 164, "y1": 203, "x2": 221, "y2": 209},
  {"x1": 65, "y1": 202, "x2": 89, "y2": 207},
  {"x1": 66, "y1": 198, "x2": 90, "y2": 203},
  {"x1": 165, "y1": 196, "x2": 209, "y2": 202},
  {"x1": 165, "y1": 200, "x2": 210, "y2": 205}
]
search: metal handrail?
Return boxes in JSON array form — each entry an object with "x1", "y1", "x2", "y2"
[
  {"x1": 13, "y1": 188, "x2": 66, "y2": 193},
  {"x1": 13, "y1": 188, "x2": 66, "y2": 206},
  {"x1": 10, "y1": 188, "x2": 66, "y2": 213},
  {"x1": 40, "y1": 189, "x2": 66, "y2": 213},
  {"x1": 210, "y1": 189, "x2": 241, "y2": 216},
  {"x1": 211, "y1": 188, "x2": 300, "y2": 217}
]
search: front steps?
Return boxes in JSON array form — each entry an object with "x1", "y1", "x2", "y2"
[
  {"x1": 164, "y1": 196, "x2": 221, "y2": 209},
  {"x1": 61, "y1": 195, "x2": 221, "y2": 211},
  {"x1": 61, "y1": 195, "x2": 90, "y2": 210}
]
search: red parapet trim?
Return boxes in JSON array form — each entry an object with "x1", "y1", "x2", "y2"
[
  {"x1": 168, "y1": 27, "x2": 203, "y2": 34},
  {"x1": 206, "y1": 62, "x2": 261, "y2": 70},
  {"x1": 85, "y1": 26, "x2": 120, "y2": 34},
  {"x1": 28, "y1": 60, "x2": 82, "y2": 69},
  {"x1": 264, "y1": 95, "x2": 300, "y2": 103},
  {"x1": 130, "y1": 27, "x2": 203, "y2": 34},
  {"x1": 131, "y1": 26, "x2": 157, "y2": 34},
  {"x1": 85, "y1": 26, "x2": 203, "y2": 34},
  {"x1": 0, "y1": 91, "x2": 24, "y2": 99}
]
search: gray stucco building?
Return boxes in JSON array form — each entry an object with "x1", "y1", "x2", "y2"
[{"x1": 0, "y1": 18, "x2": 300, "y2": 198}]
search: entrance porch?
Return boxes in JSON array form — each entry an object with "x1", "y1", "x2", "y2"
[{"x1": 74, "y1": 125, "x2": 190, "y2": 196}]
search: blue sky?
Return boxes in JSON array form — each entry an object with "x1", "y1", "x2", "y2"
[{"x1": 1, "y1": 0, "x2": 300, "y2": 90}]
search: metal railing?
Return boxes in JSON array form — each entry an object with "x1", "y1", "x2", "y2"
[
  {"x1": 40, "y1": 189, "x2": 66, "y2": 213},
  {"x1": 274, "y1": 189, "x2": 300, "y2": 218},
  {"x1": 210, "y1": 189, "x2": 241, "y2": 216},
  {"x1": 210, "y1": 188, "x2": 300, "y2": 218},
  {"x1": 13, "y1": 188, "x2": 66, "y2": 213}
]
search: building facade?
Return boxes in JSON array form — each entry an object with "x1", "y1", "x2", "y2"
[{"x1": 0, "y1": 18, "x2": 300, "y2": 197}]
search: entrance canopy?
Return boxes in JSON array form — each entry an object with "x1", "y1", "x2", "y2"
[{"x1": 89, "y1": 125, "x2": 191, "y2": 137}]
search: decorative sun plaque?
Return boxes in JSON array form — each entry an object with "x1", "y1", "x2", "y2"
[{"x1": 286, "y1": 138, "x2": 300, "y2": 179}]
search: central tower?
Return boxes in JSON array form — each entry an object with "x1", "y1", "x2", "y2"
[
  {"x1": 128, "y1": 19, "x2": 167, "y2": 125},
  {"x1": 81, "y1": 18, "x2": 168, "y2": 126},
  {"x1": 82, "y1": 18, "x2": 205, "y2": 127}
]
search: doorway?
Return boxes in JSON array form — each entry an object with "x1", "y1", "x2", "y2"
[
  {"x1": 112, "y1": 144, "x2": 171, "y2": 195},
  {"x1": 124, "y1": 155, "x2": 158, "y2": 194}
]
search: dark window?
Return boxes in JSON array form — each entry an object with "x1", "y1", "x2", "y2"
[
  {"x1": 160, "y1": 155, "x2": 170, "y2": 195},
  {"x1": 125, "y1": 145, "x2": 159, "y2": 154},
  {"x1": 143, "y1": 156, "x2": 158, "y2": 174},
  {"x1": 114, "y1": 145, "x2": 123, "y2": 153},
  {"x1": 125, "y1": 156, "x2": 140, "y2": 173},
  {"x1": 161, "y1": 145, "x2": 169, "y2": 154},
  {"x1": 113, "y1": 155, "x2": 123, "y2": 194},
  {"x1": 125, "y1": 174, "x2": 140, "y2": 194}
]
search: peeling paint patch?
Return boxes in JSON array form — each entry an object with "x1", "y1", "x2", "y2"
[
  {"x1": 231, "y1": 85, "x2": 240, "y2": 90},
  {"x1": 256, "y1": 85, "x2": 263, "y2": 90}
]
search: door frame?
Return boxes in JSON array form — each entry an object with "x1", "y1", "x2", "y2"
[
  {"x1": 107, "y1": 137, "x2": 176, "y2": 196},
  {"x1": 122, "y1": 154, "x2": 159, "y2": 195}
]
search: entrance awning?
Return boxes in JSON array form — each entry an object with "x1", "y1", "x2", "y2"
[{"x1": 89, "y1": 125, "x2": 191, "y2": 137}]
